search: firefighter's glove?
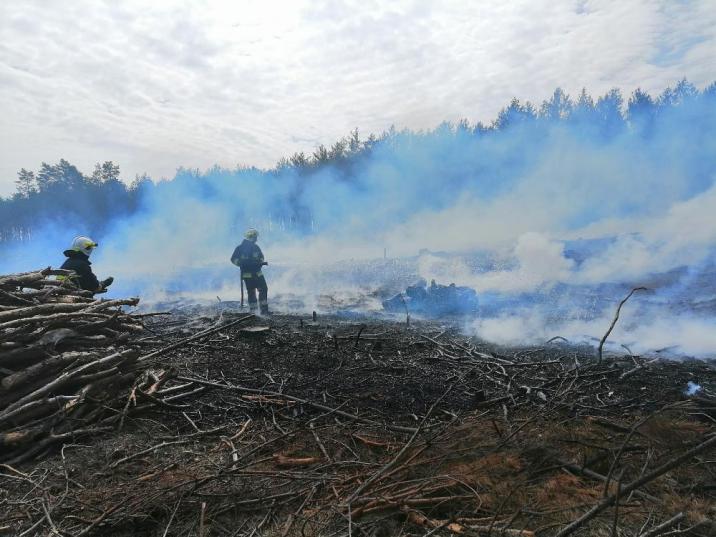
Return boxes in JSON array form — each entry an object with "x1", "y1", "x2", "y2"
[{"x1": 101, "y1": 277, "x2": 114, "y2": 288}]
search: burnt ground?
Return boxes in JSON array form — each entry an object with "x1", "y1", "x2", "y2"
[{"x1": 1, "y1": 310, "x2": 715, "y2": 536}]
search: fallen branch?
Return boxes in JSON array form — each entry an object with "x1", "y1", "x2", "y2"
[
  {"x1": 136, "y1": 314, "x2": 254, "y2": 363},
  {"x1": 639, "y1": 512, "x2": 685, "y2": 537},
  {"x1": 598, "y1": 287, "x2": 647, "y2": 364},
  {"x1": 555, "y1": 434, "x2": 716, "y2": 537}
]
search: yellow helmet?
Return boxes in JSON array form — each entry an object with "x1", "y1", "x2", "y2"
[{"x1": 244, "y1": 228, "x2": 259, "y2": 241}]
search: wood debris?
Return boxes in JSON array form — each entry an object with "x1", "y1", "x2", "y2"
[
  {"x1": 1, "y1": 268, "x2": 200, "y2": 464},
  {"x1": 1, "y1": 301, "x2": 714, "y2": 536}
]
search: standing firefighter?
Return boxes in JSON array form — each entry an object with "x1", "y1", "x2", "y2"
[
  {"x1": 59, "y1": 236, "x2": 114, "y2": 294},
  {"x1": 231, "y1": 228, "x2": 269, "y2": 314}
]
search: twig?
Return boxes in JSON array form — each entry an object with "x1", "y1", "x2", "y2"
[
  {"x1": 610, "y1": 472, "x2": 622, "y2": 537},
  {"x1": 137, "y1": 314, "x2": 254, "y2": 363},
  {"x1": 555, "y1": 434, "x2": 716, "y2": 537},
  {"x1": 619, "y1": 357, "x2": 659, "y2": 380},
  {"x1": 354, "y1": 324, "x2": 366, "y2": 349},
  {"x1": 603, "y1": 404, "x2": 679, "y2": 496},
  {"x1": 199, "y1": 501, "x2": 207, "y2": 537},
  {"x1": 346, "y1": 381, "x2": 457, "y2": 504},
  {"x1": 109, "y1": 440, "x2": 189, "y2": 468},
  {"x1": 310, "y1": 422, "x2": 332, "y2": 462},
  {"x1": 41, "y1": 497, "x2": 63, "y2": 536},
  {"x1": 177, "y1": 375, "x2": 421, "y2": 434},
  {"x1": 639, "y1": 512, "x2": 685, "y2": 537},
  {"x1": 182, "y1": 411, "x2": 201, "y2": 433},
  {"x1": 162, "y1": 497, "x2": 183, "y2": 537},
  {"x1": 598, "y1": 287, "x2": 646, "y2": 364}
]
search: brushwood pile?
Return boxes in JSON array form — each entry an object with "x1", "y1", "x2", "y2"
[
  {"x1": 0, "y1": 277, "x2": 715, "y2": 536},
  {"x1": 0, "y1": 268, "x2": 185, "y2": 465}
]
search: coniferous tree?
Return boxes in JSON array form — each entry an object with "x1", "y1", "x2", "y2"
[
  {"x1": 627, "y1": 88, "x2": 657, "y2": 134},
  {"x1": 348, "y1": 128, "x2": 361, "y2": 154},
  {"x1": 659, "y1": 79, "x2": 698, "y2": 108},
  {"x1": 540, "y1": 88, "x2": 572, "y2": 120},
  {"x1": 494, "y1": 98, "x2": 536, "y2": 129},
  {"x1": 329, "y1": 138, "x2": 348, "y2": 161},
  {"x1": 595, "y1": 88, "x2": 625, "y2": 137},
  {"x1": 91, "y1": 161, "x2": 121, "y2": 184},
  {"x1": 15, "y1": 169, "x2": 36, "y2": 198},
  {"x1": 312, "y1": 144, "x2": 330, "y2": 164},
  {"x1": 290, "y1": 152, "x2": 310, "y2": 168}
]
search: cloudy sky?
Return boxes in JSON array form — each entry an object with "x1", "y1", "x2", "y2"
[{"x1": 1, "y1": 0, "x2": 714, "y2": 195}]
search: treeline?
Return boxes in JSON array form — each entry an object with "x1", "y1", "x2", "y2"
[
  {"x1": 2, "y1": 79, "x2": 714, "y2": 245},
  {"x1": 274, "y1": 79, "x2": 715, "y2": 172},
  {"x1": 0, "y1": 161, "x2": 150, "y2": 244}
]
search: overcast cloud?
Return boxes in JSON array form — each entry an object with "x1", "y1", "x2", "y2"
[{"x1": 1, "y1": 0, "x2": 714, "y2": 195}]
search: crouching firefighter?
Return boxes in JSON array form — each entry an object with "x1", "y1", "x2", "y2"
[
  {"x1": 59, "y1": 236, "x2": 114, "y2": 294},
  {"x1": 231, "y1": 228, "x2": 269, "y2": 314}
]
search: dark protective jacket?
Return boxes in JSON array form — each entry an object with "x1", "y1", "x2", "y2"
[
  {"x1": 231, "y1": 239, "x2": 265, "y2": 279},
  {"x1": 60, "y1": 250, "x2": 100, "y2": 291}
]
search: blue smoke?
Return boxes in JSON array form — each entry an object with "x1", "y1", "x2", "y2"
[{"x1": 3, "y1": 82, "x2": 716, "y2": 356}]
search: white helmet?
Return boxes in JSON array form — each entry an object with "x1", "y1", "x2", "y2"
[{"x1": 70, "y1": 236, "x2": 98, "y2": 256}]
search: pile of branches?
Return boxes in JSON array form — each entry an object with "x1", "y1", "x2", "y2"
[{"x1": 0, "y1": 267, "x2": 158, "y2": 464}]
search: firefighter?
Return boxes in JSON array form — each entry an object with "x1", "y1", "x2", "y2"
[
  {"x1": 231, "y1": 228, "x2": 269, "y2": 314},
  {"x1": 59, "y1": 236, "x2": 114, "y2": 294}
]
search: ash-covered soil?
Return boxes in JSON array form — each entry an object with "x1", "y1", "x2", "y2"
[
  {"x1": 1, "y1": 310, "x2": 715, "y2": 537},
  {"x1": 163, "y1": 311, "x2": 715, "y2": 421}
]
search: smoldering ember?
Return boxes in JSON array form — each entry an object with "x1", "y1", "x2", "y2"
[{"x1": 1, "y1": 3, "x2": 716, "y2": 537}]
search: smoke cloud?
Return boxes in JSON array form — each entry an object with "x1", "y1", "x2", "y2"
[{"x1": 3, "y1": 83, "x2": 716, "y2": 357}]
